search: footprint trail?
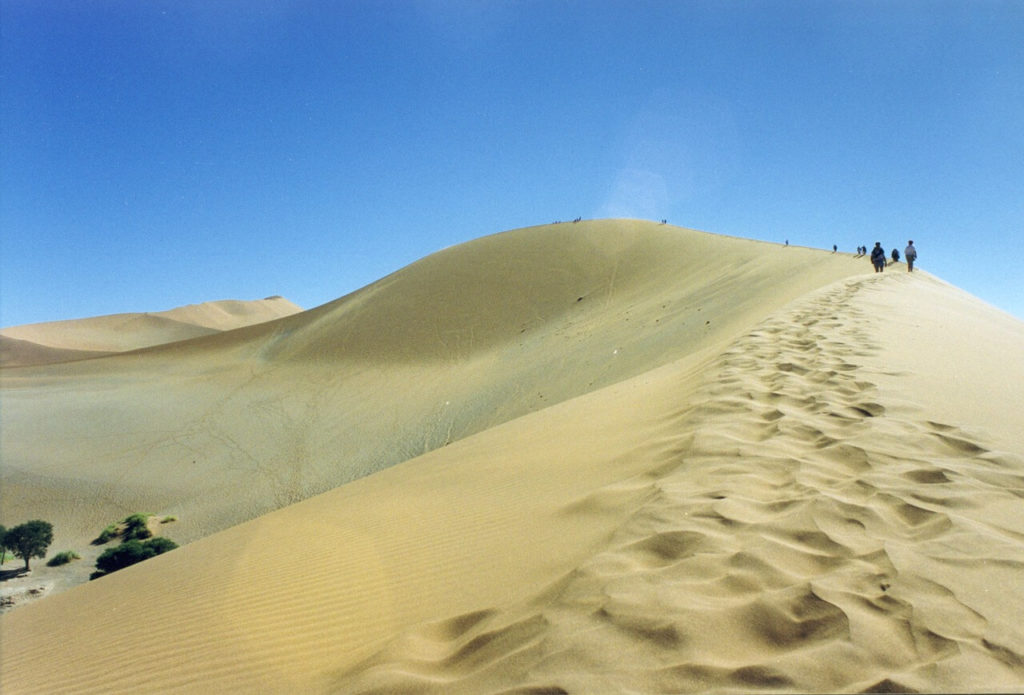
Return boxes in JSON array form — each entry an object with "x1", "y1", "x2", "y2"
[{"x1": 340, "y1": 275, "x2": 1024, "y2": 694}]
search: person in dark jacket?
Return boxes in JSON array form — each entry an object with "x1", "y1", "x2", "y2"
[
  {"x1": 870, "y1": 242, "x2": 886, "y2": 272},
  {"x1": 891, "y1": 248, "x2": 900, "y2": 264}
]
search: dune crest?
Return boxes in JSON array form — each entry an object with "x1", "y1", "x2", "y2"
[
  {"x1": 339, "y1": 274, "x2": 1024, "y2": 694},
  {"x1": 0, "y1": 222, "x2": 864, "y2": 557},
  {"x1": 2, "y1": 221, "x2": 1022, "y2": 693},
  {"x1": 0, "y1": 296, "x2": 302, "y2": 366}
]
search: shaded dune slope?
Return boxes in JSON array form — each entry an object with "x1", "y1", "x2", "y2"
[
  {"x1": 0, "y1": 335, "x2": 113, "y2": 369},
  {"x1": 2, "y1": 266, "x2": 1022, "y2": 694},
  {"x1": 0, "y1": 221, "x2": 864, "y2": 555}
]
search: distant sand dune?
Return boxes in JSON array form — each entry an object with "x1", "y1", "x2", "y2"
[
  {"x1": 0, "y1": 295, "x2": 302, "y2": 365},
  {"x1": 0, "y1": 334, "x2": 113, "y2": 368},
  {"x1": 2, "y1": 221, "x2": 1022, "y2": 693}
]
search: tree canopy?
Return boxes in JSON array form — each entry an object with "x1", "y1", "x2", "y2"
[{"x1": 3, "y1": 520, "x2": 54, "y2": 571}]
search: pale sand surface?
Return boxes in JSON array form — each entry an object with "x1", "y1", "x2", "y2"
[{"x1": 1, "y1": 221, "x2": 1022, "y2": 693}]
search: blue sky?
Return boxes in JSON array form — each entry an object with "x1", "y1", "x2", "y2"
[{"x1": 2, "y1": 0, "x2": 1022, "y2": 327}]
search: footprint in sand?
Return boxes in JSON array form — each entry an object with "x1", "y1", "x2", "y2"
[
  {"x1": 901, "y1": 468, "x2": 952, "y2": 484},
  {"x1": 872, "y1": 494, "x2": 953, "y2": 540},
  {"x1": 853, "y1": 402, "x2": 885, "y2": 417},
  {"x1": 931, "y1": 431, "x2": 988, "y2": 456},
  {"x1": 620, "y1": 530, "x2": 708, "y2": 569}
]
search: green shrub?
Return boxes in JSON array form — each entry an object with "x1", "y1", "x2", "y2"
[
  {"x1": 93, "y1": 524, "x2": 119, "y2": 545},
  {"x1": 143, "y1": 537, "x2": 178, "y2": 554},
  {"x1": 122, "y1": 513, "x2": 152, "y2": 540},
  {"x1": 92, "y1": 513, "x2": 154, "y2": 545},
  {"x1": 46, "y1": 550, "x2": 81, "y2": 567},
  {"x1": 91, "y1": 537, "x2": 178, "y2": 579}
]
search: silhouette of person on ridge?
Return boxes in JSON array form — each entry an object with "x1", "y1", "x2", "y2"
[
  {"x1": 870, "y1": 242, "x2": 886, "y2": 273},
  {"x1": 904, "y1": 240, "x2": 917, "y2": 272}
]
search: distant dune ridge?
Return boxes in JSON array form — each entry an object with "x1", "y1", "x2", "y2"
[
  {"x1": 0, "y1": 295, "x2": 302, "y2": 367},
  {"x1": 1, "y1": 220, "x2": 1023, "y2": 693}
]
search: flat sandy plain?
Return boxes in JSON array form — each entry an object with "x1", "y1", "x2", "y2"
[{"x1": 1, "y1": 220, "x2": 1022, "y2": 693}]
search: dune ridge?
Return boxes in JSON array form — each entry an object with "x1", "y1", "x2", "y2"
[
  {"x1": 0, "y1": 222, "x2": 865, "y2": 556},
  {"x1": 2, "y1": 221, "x2": 1023, "y2": 693},
  {"x1": 0, "y1": 295, "x2": 302, "y2": 366},
  {"x1": 339, "y1": 273, "x2": 1024, "y2": 694},
  {"x1": 0, "y1": 335, "x2": 113, "y2": 368}
]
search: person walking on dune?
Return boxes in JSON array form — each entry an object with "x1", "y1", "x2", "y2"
[
  {"x1": 905, "y1": 240, "x2": 917, "y2": 272},
  {"x1": 891, "y1": 247, "x2": 900, "y2": 265},
  {"x1": 870, "y1": 242, "x2": 886, "y2": 272}
]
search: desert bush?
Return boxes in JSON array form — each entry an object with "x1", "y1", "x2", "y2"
[
  {"x1": 92, "y1": 537, "x2": 178, "y2": 579},
  {"x1": 122, "y1": 513, "x2": 152, "y2": 540},
  {"x1": 143, "y1": 537, "x2": 177, "y2": 554},
  {"x1": 46, "y1": 550, "x2": 81, "y2": 566},
  {"x1": 92, "y1": 513, "x2": 153, "y2": 545},
  {"x1": 93, "y1": 524, "x2": 119, "y2": 544},
  {"x1": 95, "y1": 540, "x2": 149, "y2": 575}
]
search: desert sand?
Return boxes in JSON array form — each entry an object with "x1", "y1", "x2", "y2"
[
  {"x1": 0, "y1": 295, "x2": 302, "y2": 367},
  {"x1": 1, "y1": 220, "x2": 1022, "y2": 693}
]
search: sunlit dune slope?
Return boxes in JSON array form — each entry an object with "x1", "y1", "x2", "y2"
[
  {"x1": 155, "y1": 295, "x2": 302, "y2": 331},
  {"x1": 3, "y1": 252, "x2": 1023, "y2": 694},
  {"x1": 0, "y1": 221, "x2": 865, "y2": 560},
  {"x1": 0, "y1": 295, "x2": 301, "y2": 366}
]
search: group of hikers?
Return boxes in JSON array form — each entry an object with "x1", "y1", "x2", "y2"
[{"x1": 858, "y1": 240, "x2": 917, "y2": 273}]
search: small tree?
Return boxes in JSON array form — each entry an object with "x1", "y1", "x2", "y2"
[
  {"x1": 3, "y1": 520, "x2": 54, "y2": 571},
  {"x1": 0, "y1": 524, "x2": 8, "y2": 564}
]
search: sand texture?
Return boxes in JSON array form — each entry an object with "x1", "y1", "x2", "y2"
[{"x1": 1, "y1": 220, "x2": 1022, "y2": 693}]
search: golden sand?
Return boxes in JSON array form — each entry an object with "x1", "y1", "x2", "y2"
[{"x1": 2, "y1": 221, "x2": 1022, "y2": 693}]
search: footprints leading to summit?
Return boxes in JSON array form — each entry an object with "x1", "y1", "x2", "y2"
[{"x1": 338, "y1": 274, "x2": 1024, "y2": 694}]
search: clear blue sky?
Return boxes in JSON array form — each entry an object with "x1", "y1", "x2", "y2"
[{"x1": 2, "y1": 0, "x2": 1022, "y2": 327}]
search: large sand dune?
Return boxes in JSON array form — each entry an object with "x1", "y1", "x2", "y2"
[
  {"x1": 2, "y1": 220, "x2": 1023, "y2": 693},
  {"x1": 0, "y1": 222, "x2": 862, "y2": 552}
]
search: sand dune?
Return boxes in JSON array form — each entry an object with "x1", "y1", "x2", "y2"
[
  {"x1": 0, "y1": 295, "x2": 302, "y2": 366},
  {"x1": 2, "y1": 221, "x2": 1023, "y2": 693},
  {"x1": 0, "y1": 334, "x2": 113, "y2": 369},
  {"x1": 153, "y1": 295, "x2": 303, "y2": 331},
  {"x1": 0, "y1": 222, "x2": 862, "y2": 554}
]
